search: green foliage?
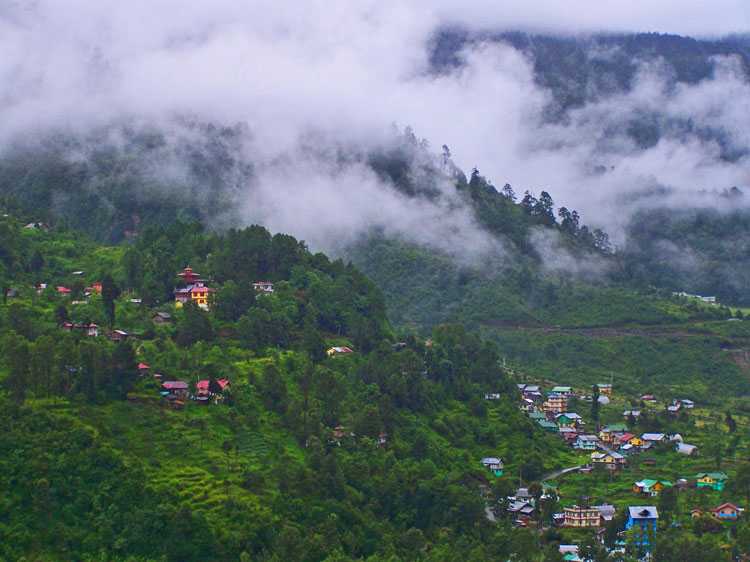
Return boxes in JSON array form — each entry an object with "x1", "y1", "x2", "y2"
[
  {"x1": 0, "y1": 220, "x2": 573, "y2": 561},
  {"x1": 0, "y1": 402, "x2": 220, "y2": 561},
  {"x1": 621, "y1": 206, "x2": 750, "y2": 306},
  {"x1": 485, "y1": 328, "x2": 749, "y2": 403},
  {"x1": 2, "y1": 137, "x2": 750, "y2": 559},
  {"x1": 101, "y1": 273, "x2": 120, "y2": 327}
]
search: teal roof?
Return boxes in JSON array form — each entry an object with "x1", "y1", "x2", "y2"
[
  {"x1": 711, "y1": 472, "x2": 728, "y2": 480},
  {"x1": 638, "y1": 479, "x2": 673, "y2": 488},
  {"x1": 697, "y1": 472, "x2": 728, "y2": 480}
]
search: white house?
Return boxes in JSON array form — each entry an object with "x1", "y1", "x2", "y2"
[
  {"x1": 676, "y1": 443, "x2": 698, "y2": 456},
  {"x1": 252, "y1": 281, "x2": 275, "y2": 294}
]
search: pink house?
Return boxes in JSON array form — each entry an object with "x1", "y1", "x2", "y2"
[{"x1": 196, "y1": 378, "x2": 230, "y2": 395}]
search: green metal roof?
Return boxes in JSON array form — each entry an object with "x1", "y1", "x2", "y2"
[{"x1": 696, "y1": 472, "x2": 728, "y2": 480}]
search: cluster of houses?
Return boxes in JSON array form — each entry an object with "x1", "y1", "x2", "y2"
[
  {"x1": 517, "y1": 384, "x2": 701, "y2": 471},
  {"x1": 692, "y1": 502, "x2": 744, "y2": 520},
  {"x1": 34, "y1": 278, "x2": 102, "y2": 300},
  {"x1": 41, "y1": 266, "x2": 276, "y2": 319},
  {"x1": 629, "y1": 473, "x2": 728, "y2": 496},
  {"x1": 554, "y1": 507, "x2": 660, "y2": 560},
  {"x1": 506, "y1": 382, "x2": 744, "y2": 554},
  {"x1": 173, "y1": 267, "x2": 215, "y2": 310},
  {"x1": 173, "y1": 267, "x2": 278, "y2": 310},
  {"x1": 511, "y1": 488, "x2": 741, "y2": 542},
  {"x1": 666, "y1": 398, "x2": 694, "y2": 416},
  {"x1": 158, "y1": 375, "x2": 231, "y2": 408},
  {"x1": 519, "y1": 384, "x2": 626, "y2": 468},
  {"x1": 59, "y1": 321, "x2": 141, "y2": 343},
  {"x1": 61, "y1": 321, "x2": 100, "y2": 337},
  {"x1": 499, "y1": 485, "x2": 658, "y2": 535}
]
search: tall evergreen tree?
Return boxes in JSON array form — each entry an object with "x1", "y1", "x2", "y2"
[
  {"x1": 4, "y1": 332, "x2": 29, "y2": 404},
  {"x1": 101, "y1": 274, "x2": 120, "y2": 328},
  {"x1": 591, "y1": 384, "x2": 600, "y2": 429},
  {"x1": 726, "y1": 411, "x2": 737, "y2": 433}
]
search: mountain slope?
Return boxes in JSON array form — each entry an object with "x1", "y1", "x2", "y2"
[{"x1": 0, "y1": 217, "x2": 576, "y2": 561}]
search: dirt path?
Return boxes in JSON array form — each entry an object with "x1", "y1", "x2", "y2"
[{"x1": 540, "y1": 465, "x2": 582, "y2": 483}]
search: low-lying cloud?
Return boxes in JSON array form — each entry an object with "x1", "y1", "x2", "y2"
[{"x1": 0, "y1": 1, "x2": 749, "y2": 260}]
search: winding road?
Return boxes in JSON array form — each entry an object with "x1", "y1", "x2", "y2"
[{"x1": 540, "y1": 465, "x2": 582, "y2": 483}]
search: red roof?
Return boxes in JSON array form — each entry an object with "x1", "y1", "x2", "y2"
[
  {"x1": 56, "y1": 286, "x2": 71, "y2": 293},
  {"x1": 138, "y1": 363, "x2": 150, "y2": 370},
  {"x1": 712, "y1": 503, "x2": 741, "y2": 513},
  {"x1": 177, "y1": 266, "x2": 202, "y2": 283},
  {"x1": 618, "y1": 432, "x2": 635, "y2": 443},
  {"x1": 196, "y1": 378, "x2": 230, "y2": 391}
]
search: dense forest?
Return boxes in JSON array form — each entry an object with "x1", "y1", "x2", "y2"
[
  {"x1": 0, "y1": 216, "x2": 577, "y2": 561},
  {"x1": 3, "y1": 211, "x2": 750, "y2": 560},
  {"x1": 430, "y1": 30, "x2": 750, "y2": 117}
]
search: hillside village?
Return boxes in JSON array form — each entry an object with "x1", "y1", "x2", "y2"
[
  {"x1": 3, "y1": 217, "x2": 750, "y2": 561},
  {"x1": 10, "y1": 270, "x2": 750, "y2": 560},
  {"x1": 476, "y1": 380, "x2": 749, "y2": 559},
  {"x1": 3, "y1": 4, "x2": 750, "y2": 559}
]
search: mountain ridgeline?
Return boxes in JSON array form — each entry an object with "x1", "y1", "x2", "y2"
[
  {"x1": 430, "y1": 30, "x2": 750, "y2": 127},
  {"x1": 1, "y1": 33, "x2": 750, "y2": 312}
]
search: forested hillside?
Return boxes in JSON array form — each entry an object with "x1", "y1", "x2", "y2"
[
  {"x1": 3, "y1": 1, "x2": 750, "y2": 558},
  {"x1": 430, "y1": 30, "x2": 750, "y2": 121},
  {"x1": 0, "y1": 217, "x2": 576, "y2": 561},
  {"x1": 4, "y1": 215, "x2": 750, "y2": 560},
  {"x1": 619, "y1": 204, "x2": 750, "y2": 306}
]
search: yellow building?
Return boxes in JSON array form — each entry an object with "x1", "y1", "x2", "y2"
[{"x1": 174, "y1": 282, "x2": 214, "y2": 310}]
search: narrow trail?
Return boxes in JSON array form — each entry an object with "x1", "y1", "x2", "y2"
[{"x1": 540, "y1": 465, "x2": 582, "y2": 483}]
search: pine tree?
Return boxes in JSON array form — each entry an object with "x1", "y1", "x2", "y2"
[
  {"x1": 591, "y1": 384, "x2": 600, "y2": 429},
  {"x1": 4, "y1": 332, "x2": 29, "y2": 403},
  {"x1": 726, "y1": 411, "x2": 737, "y2": 433},
  {"x1": 55, "y1": 304, "x2": 69, "y2": 325},
  {"x1": 101, "y1": 274, "x2": 120, "y2": 328}
]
